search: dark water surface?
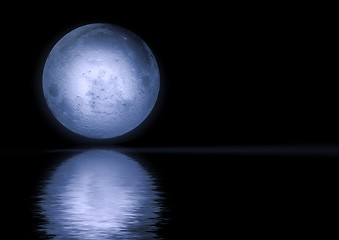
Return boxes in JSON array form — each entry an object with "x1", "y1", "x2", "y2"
[{"x1": 1, "y1": 146, "x2": 337, "y2": 239}]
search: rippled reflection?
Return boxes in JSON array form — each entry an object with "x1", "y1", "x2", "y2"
[{"x1": 37, "y1": 150, "x2": 162, "y2": 239}]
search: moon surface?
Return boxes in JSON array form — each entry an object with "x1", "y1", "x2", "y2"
[{"x1": 42, "y1": 23, "x2": 160, "y2": 139}]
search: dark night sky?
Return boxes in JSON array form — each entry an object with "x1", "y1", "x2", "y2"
[{"x1": 0, "y1": 3, "x2": 337, "y2": 149}]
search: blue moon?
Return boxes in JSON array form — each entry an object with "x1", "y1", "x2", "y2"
[{"x1": 42, "y1": 23, "x2": 160, "y2": 139}]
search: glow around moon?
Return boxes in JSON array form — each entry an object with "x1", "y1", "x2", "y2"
[{"x1": 42, "y1": 23, "x2": 160, "y2": 139}]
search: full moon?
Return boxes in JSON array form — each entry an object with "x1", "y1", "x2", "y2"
[{"x1": 42, "y1": 23, "x2": 160, "y2": 139}]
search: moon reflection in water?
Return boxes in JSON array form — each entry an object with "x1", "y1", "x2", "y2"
[{"x1": 36, "y1": 150, "x2": 163, "y2": 239}]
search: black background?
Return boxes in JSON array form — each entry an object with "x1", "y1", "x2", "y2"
[
  {"x1": 0, "y1": 2, "x2": 337, "y2": 149},
  {"x1": 0, "y1": 3, "x2": 337, "y2": 239}
]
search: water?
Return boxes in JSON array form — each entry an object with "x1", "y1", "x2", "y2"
[{"x1": 1, "y1": 146, "x2": 337, "y2": 239}]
